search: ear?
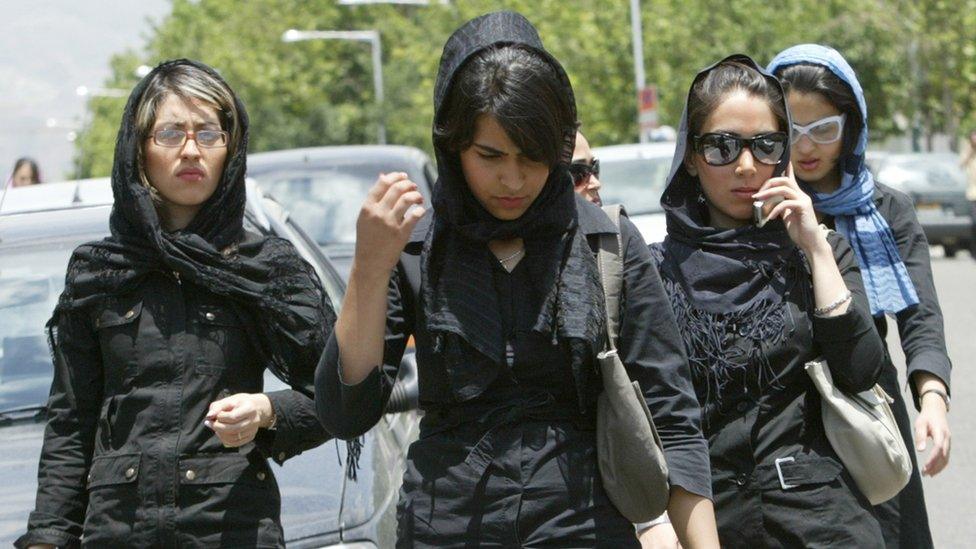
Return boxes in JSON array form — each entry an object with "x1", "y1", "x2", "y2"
[{"x1": 684, "y1": 157, "x2": 699, "y2": 177}]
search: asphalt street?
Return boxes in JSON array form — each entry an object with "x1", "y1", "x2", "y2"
[{"x1": 885, "y1": 248, "x2": 975, "y2": 548}]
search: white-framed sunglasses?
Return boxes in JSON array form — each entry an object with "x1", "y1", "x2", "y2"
[{"x1": 791, "y1": 113, "x2": 846, "y2": 144}]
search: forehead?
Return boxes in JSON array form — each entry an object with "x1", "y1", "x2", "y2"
[
  {"x1": 701, "y1": 90, "x2": 778, "y2": 135},
  {"x1": 572, "y1": 133, "x2": 592, "y2": 159},
  {"x1": 472, "y1": 114, "x2": 520, "y2": 151},
  {"x1": 786, "y1": 91, "x2": 840, "y2": 124},
  {"x1": 153, "y1": 94, "x2": 221, "y2": 125}
]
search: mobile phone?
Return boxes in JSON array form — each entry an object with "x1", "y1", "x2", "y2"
[{"x1": 752, "y1": 195, "x2": 784, "y2": 228}]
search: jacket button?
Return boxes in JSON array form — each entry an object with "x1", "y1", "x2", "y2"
[
  {"x1": 124, "y1": 309, "x2": 135, "y2": 319},
  {"x1": 205, "y1": 312, "x2": 216, "y2": 321},
  {"x1": 278, "y1": 452, "x2": 286, "y2": 462},
  {"x1": 125, "y1": 467, "x2": 136, "y2": 479},
  {"x1": 185, "y1": 469, "x2": 197, "y2": 481},
  {"x1": 735, "y1": 473, "x2": 749, "y2": 486},
  {"x1": 256, "y1": 471, "x2": 266, "y2": 481},
  {"x1": 87, "y1": 472, "x2": 92, "y2": 483}
]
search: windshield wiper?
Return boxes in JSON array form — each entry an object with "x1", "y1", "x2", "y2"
[{"x1": 0, "y1": 404, "x2": 47, "y2": 424}]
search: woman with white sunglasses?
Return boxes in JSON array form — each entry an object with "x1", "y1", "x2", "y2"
[{"x1": 770, "y1": 44, "x2": 952, "y2": 549}]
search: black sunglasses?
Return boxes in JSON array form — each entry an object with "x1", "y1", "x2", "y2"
[
  {"x1": 692, "y1": 132, "x2": 788, "y2": 166},
  {"x1": 569, "y1": 158, "x2": 600, "y2": 184}
]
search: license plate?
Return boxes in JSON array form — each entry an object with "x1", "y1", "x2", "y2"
[{"x1": 916, "y1": 202, "x2": 940, "y2": 210}]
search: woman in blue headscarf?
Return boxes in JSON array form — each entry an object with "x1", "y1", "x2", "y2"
[{"x1": 770, "y1": 44, "x2": 952, "y2": 549}]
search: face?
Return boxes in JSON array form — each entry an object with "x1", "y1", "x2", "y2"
[
  {"x1": 459, "y1": 114, "x2": 551, "y2": 221},
  {"x1": 143, "y1": 94, "x2": 227, "y2": 227},
  {"x1": 12, "y1": 164, "x2": 36, "y2": 187},
  {"x1": 687, "y1": 90, "x2": 780, "y2": 228},
  {"x1": 786, "y1": 91, "x2": 844, "y2": 190},
  {"x1": 571, "y1": 132, "x2": 602, "y2": 206}
]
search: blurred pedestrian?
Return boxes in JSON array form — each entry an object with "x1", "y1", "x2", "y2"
[
  {"x1": 771, "y1": 44, "x2": 953, "y2": 549},
  {"x1": 571, "y1": 130, "x2": 603, "y2": 206},
  {"x1": 315, "y1": 11, "x2": 719, "y2": 548},
  {"x1": 17, "y1": 60, "x2": 334, "y2": 549},
  {"x1": 650, "y1": 54, "x2": 887, "y2": 548},
  {"x1": 962, "y1": 129, "x2": 976, "y2": 256},
  {"x1": 10, "y1": 157, "x2": 41, "y2": 187}
]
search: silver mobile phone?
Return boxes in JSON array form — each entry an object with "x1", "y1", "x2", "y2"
[{"x1": 752, "y1": 196, "x2": 783, "y2": 228}]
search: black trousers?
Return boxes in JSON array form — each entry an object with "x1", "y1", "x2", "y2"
[{"x1": 396, "y1": 419, "x2": 638, "y2": 548}]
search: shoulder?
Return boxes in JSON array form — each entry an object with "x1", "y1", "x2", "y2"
[{"x1": 873, "y1": 182, "x2": 916, "y2": 220}]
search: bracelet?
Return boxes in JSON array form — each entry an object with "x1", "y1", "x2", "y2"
[
  {"x1": 265, "y1": 406, "x2": 278, "y2": 431},
  {"x1": 920, "y1": 388, "x2": 950, "y2": 413},
  {"x1": 814, "y1": 291, "x2": 852, "y2": 316},
  {"x1": 635, "y1": 513, "x2": 670, "y2": 533}
]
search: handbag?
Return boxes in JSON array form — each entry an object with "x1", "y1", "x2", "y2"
[
  {"x1": 805, "y1": 357, "x2": 911, "y2": 504},
  {"x1": 595, "y1": 204, "x2": 670, "y2": 523}
]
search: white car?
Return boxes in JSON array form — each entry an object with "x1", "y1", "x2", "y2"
[{"x1": 592, "y1": 142, "x2": 676, "y2": 244}]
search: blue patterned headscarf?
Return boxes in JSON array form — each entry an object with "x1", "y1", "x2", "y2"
[{"x1": 768, "y1": 44, "x2": 918, "y2": 317}]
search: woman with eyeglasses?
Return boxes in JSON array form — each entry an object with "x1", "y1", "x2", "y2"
[
  {"x1": 17, "y1": 60, "x2": 333, "y2": 549},
  {"x1": 646, "y1": 54, "x2": 886, "y2": 547},
  {"x1": 770, "y1": 45, "x2": 952, "y2": 549},
  {"x1": 316, "y1": 11, "x2": 719, "y2": 548},
  {"x1": 571, "y1": 131, "x2": 603, "y2": 206}
]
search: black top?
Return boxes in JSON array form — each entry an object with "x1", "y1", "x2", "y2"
[
  {"x1": 19, "y1": 273, "x2": 329, "y2": 548},
  {"x1": 824, "y1": 182, "x2": 952, "y2": 408},
  {"x1": 316, "y1": 199, "x2": 713, "y2": 499},
  {"x1": 651, "y1": 232, "x2": 885, "y2": 483}
]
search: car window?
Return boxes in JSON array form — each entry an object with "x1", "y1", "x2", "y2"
[
  {"x1": 598, "y1": 156, "x2": 671, "y2": 214},
  {"x1": 0, "y1": 240, "x2": 79, "y2": 412},
  {"x1": 251, "y1": 162, "x2": 425, "y2": 246},
  {"x1": 884, "y1": 158, "x2": 967, "y2": 189}
]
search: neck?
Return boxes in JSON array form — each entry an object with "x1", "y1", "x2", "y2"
[
  {"x1": 803, "y1": 167, "x2": 843, "y2": 195},
  {"x1": 158, "y1": 202, "x2": 200, "y2": 232},
  {"x1": 706, "y1": 203, "x2": 748, "y2": 230}
]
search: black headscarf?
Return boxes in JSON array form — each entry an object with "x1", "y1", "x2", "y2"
[
  {"x1": 51, "y1": 59, "x2": 334, "y2": 397},
  {"x1": 655, "y1": 54, "x2": 808, "y2": 409},
  {"x1": 419, "y1": 12, "x2": 604, "y2": 407}
]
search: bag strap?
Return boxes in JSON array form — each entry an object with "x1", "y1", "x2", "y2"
[{"x1": 597, "y1": 204, "x2": 626, "y2": 352}]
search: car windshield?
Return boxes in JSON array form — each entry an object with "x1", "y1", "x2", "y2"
[
  {"x1": 883, "y1": 157, "x2": 967, "y2": 189},
  {"x1": 597, "y1": 156, "x2": 671, "y2": 214},
  {"x1": 252, "y1": 162, "x2": 423, "y2": 246},
  {"x1": 0, "y1": 239, "x2": 80, "y2": 413}
]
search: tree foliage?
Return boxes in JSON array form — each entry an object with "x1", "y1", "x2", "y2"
[{"x1": 72, "y1": 0, "x2": 976, "y2": 177}]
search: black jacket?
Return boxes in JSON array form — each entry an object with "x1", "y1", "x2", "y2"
[{"x1": 17, "y1": 270, "x2": 329, "y2": 548}]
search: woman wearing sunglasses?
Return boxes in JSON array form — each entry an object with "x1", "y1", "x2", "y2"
[
  {"x1": 770, "y1": 44, "x2": 952, "y2": 549},
  {"x1": 647, "y1": 54, "x2": 886, "y2": 547},
  {"x1": 571, "y1": 131, "x2": 603, "y2": 205}
]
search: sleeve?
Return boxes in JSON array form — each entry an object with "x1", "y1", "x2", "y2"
[
  {"x1": 883, "y1": 189, "x2": 952, "y2": 408},
  {"x1": 314, "y1": 264, "x2": 412, "y2": 440},
  {"x1": 616, "y1": 217, "x2": 712, "y2": 500},
  {"x1": 255, "y1": 389, "x2": 332, "y2": 465},
  {"x1": 16, "y1": 308, "x2": 103, "y2": 549},
  {"x1": 812, "y1": 231, "x2": 886, "y2": 393}
]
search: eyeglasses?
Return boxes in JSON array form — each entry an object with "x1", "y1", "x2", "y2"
[
  {"x1": 692, "y1": 132, "x2": 788, "y2": 166},
  {"x1": 791, "y1": 114, "x2": 846, "y2": 144},
  {"x1": 569, "y1": 158, "x2": 600, "y2": 185},
  {"x1": 150, "y1": 128, "x2": 229, "y2": 148}
]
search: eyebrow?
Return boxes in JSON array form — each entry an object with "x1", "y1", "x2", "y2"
[
  {"x1": 154, "y1": 119, "x2": 221, "y2": 128},
  {"x1": 473, "y1": 142, "x2": 507, "y2": 155}
]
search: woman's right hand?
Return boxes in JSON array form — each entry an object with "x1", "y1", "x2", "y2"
[
  {"x1": 28, "y1": 545, "x2": 56, "y2": 549},
  {"x1": 354, "y1": 172, "x2": 426, "y2": 274}
]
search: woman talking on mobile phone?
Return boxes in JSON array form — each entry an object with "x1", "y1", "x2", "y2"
[{"x1": 647, "y1": 54, "x2": 886, "y2": 547}]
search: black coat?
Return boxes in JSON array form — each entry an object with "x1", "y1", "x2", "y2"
[{"x1": 17, "y1": 269, "x2": 329, "y2": 548}]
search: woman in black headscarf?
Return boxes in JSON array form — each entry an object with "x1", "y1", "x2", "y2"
[
  {"x1": 316, "y1": 11, "x2": 718, "y2": 549},
  {"x1": 17, "y1": 60, "x2": 333, "y2": 549},
  {"x1": 649, "y1": 55, "x2": 887, "y2": 547}
]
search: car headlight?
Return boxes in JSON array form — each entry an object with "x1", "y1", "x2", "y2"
[{"x1": 317, "y1": 543, "x2": 378, "y2": 549}]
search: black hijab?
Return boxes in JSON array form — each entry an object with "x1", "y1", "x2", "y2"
[
  {"x1": 419, "y1": 12, "x2": 604, "y2": 407},
  {"x1": 655, "y1": 55, "x2": 808, "y2": 409},
  {"x1": 51, "y1": 59, "x2": 334, "y2": 396}
]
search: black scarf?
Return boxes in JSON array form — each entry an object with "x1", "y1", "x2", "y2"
[
  {"x1": 655, "y1": 55, "x2": 808, "y2": 410},
  {"x1": 421, "y1": 12, "x2": 604, "y2": 408},
  {"x1": 50, "y1": 59, "x2": 334, "y2": 398}
]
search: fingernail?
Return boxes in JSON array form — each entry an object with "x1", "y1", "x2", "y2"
[{"x1": 204, "y1": 420, "x2": 213, "y2": 429}]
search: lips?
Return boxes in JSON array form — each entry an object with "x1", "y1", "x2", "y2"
[
  {"x1": 731, "y1": 187, "x2": 759, "y2": 200},
  {"x1": 495, "y1": 196, "x2": 526, "y2": 208},
  {"x1": 797, "y1": 158, "x2": 820, "y2": 172},
  {"x1": 176, "y1": 167, "x2": 206, "y2": 181}
]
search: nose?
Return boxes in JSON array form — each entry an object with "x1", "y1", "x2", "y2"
[
  {"x1": 499, "y1": 160, "x2": 526, "y2": 192},
  {"x1": 734, "y1": 147, "x2": 757, "y2": 177},
  {"x1": 794, "y1": 134, "x2": 816, "y2": 154},
  {"x1": 588, "y1": 174, "x2": 601, "y2": 191},
  {"x1": 180, "y1": 136, "x2": 202, "y2": 159}
]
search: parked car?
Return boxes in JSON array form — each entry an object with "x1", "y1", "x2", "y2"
[
  {"x1": 0, "y1": 178, "x2": 419, "y2": 548},
  {"x1": 248, "y1": 145, "x2": 437, "y2": 279},
  {"x1": 867, "y1": 152, "x2": 972, "y2": 257},
  {"x1": 592, "y1": 142, "x2": 675, "y2": 244}
]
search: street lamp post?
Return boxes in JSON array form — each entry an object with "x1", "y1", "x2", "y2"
[{"x1": 282, "y1": 29, "x2": 386, "y2": 144}]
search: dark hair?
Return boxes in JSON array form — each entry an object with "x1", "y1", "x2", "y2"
[
  {"x1": 687, "y1": 60, "x2": 789, "y2": 145},
  {"x1": 12, "y1": 157, "x2": 41, "y2": 183},
  {"x1": 434, "y1": 45, "x2": 575, "y2": 167},
  {"x1": 775, "y1": 63, "x2": 863, "y2": 155}
]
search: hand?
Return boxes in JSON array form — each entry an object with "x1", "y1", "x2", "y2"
[
  {"x1": 638, "y1": 522, "x2": 682, "y2": 549},
  {"x1": 27, "y1": 545, "x2": 56, "y2": 549},
  {"x1": 752, "y1": 163, "x2": 827, "y2": 255},
  {"x1": 915, "y1": 393, "x2": 951, "y2": 476},
  {"x1": 354, "y1": 172, "x2": 426, "y2": 274},
  {"x1": 205, "y1": 393, "x2": 274, "y2": 448}
]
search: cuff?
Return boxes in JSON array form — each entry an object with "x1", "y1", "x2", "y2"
[
  {"x1": 314, "y1": 334, "x2": 387, "y2": 440},
  {"x1": 663, "y1": 438, "x2": 713, "y2": 500},
  {"x1": 15, "y1": 527, "x2": 79, "y2": 549},
  {"x1": 258, "y1": 389, "x2": 331, "y2": 465},
  {"x1": 811, "y1": 306, "x2": 871, "y2": 342}
]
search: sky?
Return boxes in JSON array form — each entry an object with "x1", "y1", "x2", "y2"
[{"x1": 1, "y1": 0, "x2": 170, "y2": 181}]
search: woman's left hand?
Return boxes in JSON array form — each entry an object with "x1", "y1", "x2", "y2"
[
  {"x1": 752, "y1": 163, "x2": 828, "y2": 254},
  {"x1": 915, "y1": 394, "x2": 951, "y2": 476},
  {"x1": 205, "y1": 393, "x2": 274, "y2": 448}
]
